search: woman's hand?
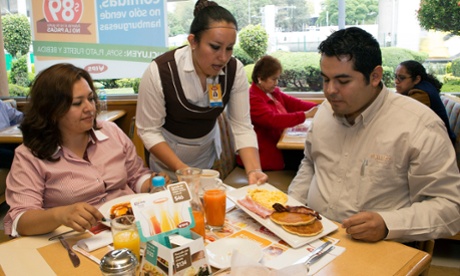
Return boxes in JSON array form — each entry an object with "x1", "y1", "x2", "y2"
[
  {"x1": 247, "y1": 169, "x2": 268, "y2": 185},
  {"x1": 17, "y1": 203, "x2": 103, "y2": 236},
  {"x1": 305, "y1": 106, "x2": 318, "y2": 118},
  {"x1": 56, "y1": 203, "x2": 103, "y2": 232}
]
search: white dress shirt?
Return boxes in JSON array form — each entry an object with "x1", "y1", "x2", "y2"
[{"x1": 289, "y1": 86, "x2": 460, "y2": 242}]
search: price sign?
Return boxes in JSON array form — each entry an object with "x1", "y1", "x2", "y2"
[
  {"x1": 168, "y1": 182, "x2": 191, "y2": 203},
  {"x1": 44, "y1": 0, "x2": 83, "y2": 23},
  {"x1": 173, "y1": 248, "x2": 191, "y2": 272}
]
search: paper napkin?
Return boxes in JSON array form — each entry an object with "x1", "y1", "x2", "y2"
[{"x1": 76, "y1": 230, "x2": 112, "y2": 252}]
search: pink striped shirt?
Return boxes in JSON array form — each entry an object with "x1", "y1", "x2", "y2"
[{"x1": 4, "y1": 121, "x2": 151, "y2": 235}]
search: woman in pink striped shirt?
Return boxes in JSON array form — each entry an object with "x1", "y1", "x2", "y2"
[{"x1": 4, "y1": 63, "x2": 157, "y2": 237}]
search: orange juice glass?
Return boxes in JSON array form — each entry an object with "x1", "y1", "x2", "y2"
[
  {"x1": 203, "y1": 187, "x2": 226, "y2": 229},
  {"x1": 111, "y1": 215, "x2": 141, "y2": 261},
  {"x1": 191, "y1": 210, "x2": 206, "y2": 237}
]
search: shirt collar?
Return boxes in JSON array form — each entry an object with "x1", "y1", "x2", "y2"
[
  {"x1": 334, "y1": 83, "x2": 388, "y2": 127},
  {"x1": 52, "y1": 128, "x2": 109, "y2": 157}
]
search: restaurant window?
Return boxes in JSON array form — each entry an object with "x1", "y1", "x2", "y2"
[{"x1": 1, "y1": 0, "x2": 459, "y2": 99}]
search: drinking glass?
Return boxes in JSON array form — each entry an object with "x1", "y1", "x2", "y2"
[
  {"x1": 111, "y1": 215, "x2": 141, "y2": 262},
  {"x1": 176, "y1": 167, "x2": 206, "y2": 237},
  {"x1": 203, "y1": 181, "x2": 226, "y2": 230}
]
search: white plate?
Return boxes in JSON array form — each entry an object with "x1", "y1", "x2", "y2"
[
  {"x1": 98, "y1": 194, "x2": 146, "y2": 226},
  {"x1": 226, "y1": 183, "x2": 338, "y2": 248},
  {"x1": 205, "y1": 238, "x2": 263, "y2": 269}
]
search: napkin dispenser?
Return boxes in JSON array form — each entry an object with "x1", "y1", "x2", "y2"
[{"x1": 130, "y1": 181, "x2": 211, "y2": 276}]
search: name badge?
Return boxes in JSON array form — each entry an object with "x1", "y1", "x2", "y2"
[{"x1": 208, "y1": 83, "x2": 223, "y2": 107}]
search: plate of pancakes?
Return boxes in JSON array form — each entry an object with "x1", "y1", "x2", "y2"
[
  {"x1": 227, "y1": 183, "x2": 338, "y2": 248},
  {"x1": 98, "y1": 194, "x2": 146, "y2": 226}
]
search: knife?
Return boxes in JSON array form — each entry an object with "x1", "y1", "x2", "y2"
[
  {"x1": 301, "y1": 240, "x2": 332, "y2": 265},
  {"x1": 58, "y1": 236, "x2": 81, "y2": 267},
  {"x1": 305, "y1": 246, "x2": 335, "y2": 272}
]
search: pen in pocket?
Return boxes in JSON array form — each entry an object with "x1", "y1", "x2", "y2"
[{"x1": 360, "y1": 159, "x2": 368, "y2": 176}]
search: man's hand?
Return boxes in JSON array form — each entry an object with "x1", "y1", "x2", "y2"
[{"x1": 341, "y1": 211, "x2": 388, "y2": 242}]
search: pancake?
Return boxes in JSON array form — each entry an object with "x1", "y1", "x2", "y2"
[
  {"x1": 270, "y1": 211, "x2": 316, "y2": 226},
  {"x1": 281, "y1": 219, "x2": 324, "y2": 236}
]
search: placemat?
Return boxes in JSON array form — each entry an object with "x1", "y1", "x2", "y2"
[{"x1": 37, "y1": 232, "x2": 111, "y2": 275}]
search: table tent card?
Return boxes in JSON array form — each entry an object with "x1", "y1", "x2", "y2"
[{"x1": 130, "y1": 181, "x2": 211, "y2": 276}]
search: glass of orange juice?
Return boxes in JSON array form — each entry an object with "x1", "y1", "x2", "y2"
[
  {"x1": 111, "y1": 215, "x2": 141, "y2": 262},
  {"x1": 203, "y1": 183, "x2": 226, "y2": 230}
]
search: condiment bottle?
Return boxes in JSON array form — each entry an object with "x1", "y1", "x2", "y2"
[{"x1": 150, "y1": 176, "x2": 167, "y2": 194}]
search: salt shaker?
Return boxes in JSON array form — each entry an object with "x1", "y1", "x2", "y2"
[{"x1": 100, "y1": 249, "x2": 138, "y2": 276}]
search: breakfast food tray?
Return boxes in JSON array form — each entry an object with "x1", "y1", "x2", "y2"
[{"x1": 227, "y1": 183, "x2": 338, "y2": 248}]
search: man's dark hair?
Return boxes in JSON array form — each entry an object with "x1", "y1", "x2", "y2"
[{"x1": 318, "y1": 27, "x2": 382, "y2": 84}]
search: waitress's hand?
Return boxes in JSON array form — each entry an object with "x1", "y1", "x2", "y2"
[{"x1": 247, "y1": 169, "x2": 268, "y2": 185}]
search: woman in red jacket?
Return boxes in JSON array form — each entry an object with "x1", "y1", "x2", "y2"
[{"x1": 238, "y1": 55, "x2": 317, "y2": 170}]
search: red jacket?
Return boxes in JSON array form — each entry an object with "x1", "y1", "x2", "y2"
[{"x1": 237, "y1": 83, "x2": 317, "y2": 170}]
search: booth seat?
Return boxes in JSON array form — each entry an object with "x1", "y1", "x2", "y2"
[
  {"x1": 214, "y1": 112, "x2": 296, "y2": 193},
  {"x1": 440, "y1": 94, "x2": 460, "y2": 241}
]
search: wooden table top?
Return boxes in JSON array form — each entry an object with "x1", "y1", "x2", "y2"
[
  {"x1": 0, "y1": 220, "x2": 430, "y2": 275},
  {"x1": 0, "y1": 110, "x2": 126, "y2": 144}
]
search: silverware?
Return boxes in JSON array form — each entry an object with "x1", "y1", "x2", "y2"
[
  {"x1": 305, "y1": 246, "x2": 335, "y2": 272},
  {"x1": 58, "y1": 236, "x2": 81, "y2": 267},
  {"x1": 302, "y1": 240, "x2": 332, "y2": 264},
  {"x1": 48, "y1": 229, "x2": 76, "y2": 241}
]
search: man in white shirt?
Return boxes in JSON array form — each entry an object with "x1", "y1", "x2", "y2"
[{"x1": 289, "y1": 27, "x2": 460, "y2": 243}]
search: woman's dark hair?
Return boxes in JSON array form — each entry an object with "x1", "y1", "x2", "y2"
[
  {"x1": 21, "y1": 63, "x2": 99, "y2": 162},
  {"x1": 318, "y1": 27, "x2": 382, "y2": 84},
  {"x1": 190, "y1": 0, "x2": 237, "y2": 42},
  {"x1": 252, "y1": 55, "x2": 282, "y2": 83},
  {"x1": 399, "y1": 60, "x2": 443, "y2": 90}
]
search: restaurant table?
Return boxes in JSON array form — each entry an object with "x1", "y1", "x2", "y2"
[
  {"x1": 276, "y1": 119, "x2": 311, "y2": 150},
  {"x1": 0, "y1": 219, "x2": 431, "y2": 275},
  {"x1": 0, "y1": 110, "x2": 126, "y2": 144}
]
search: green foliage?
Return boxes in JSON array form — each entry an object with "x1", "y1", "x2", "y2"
[
  {"x1": 233, "y1": 45, "x2": 253, "y2": 66},
  {"x1": 380, "y1": 47, "x2": 428, "y2": 71},
  {"x1": 97, "y1": 79, "x2": 118, "y2": 89},
  {"x1": 115, "y1": 78, "x2": 141, "y2": 93},
  {"x1": 243, "y1": 64, "x2": 255, "y2": 84},
  {"x1": 443, "y1": 74, "x2": 460, "y2": 85},
  {"x1": 272, "y1": 0, "x2": 310, "y2": 31},
  {"x1": 418, "y1": 0, "x2": 460, "y2": 36},
  {"x1": 452, "y1": 58, "x2": 460, "y2": 77},
  {"x1": 2, "y1": 14, "x2": 31, "y2": 56},
  {"x1": 446, "y1": 62, "x2": 452, "y2": 74},
  {"x1": 8, "y1": 55, "x2": 30, "y2": 87},
  {"x1": 271, "y1": 51, "x2": 322, "y2": 91},
  {"x1": 382, "y1": 66, "x2": 396, "y2": 88},
  {"x1": 8, "y1": 83, "x2": 29, "y2": 97},
  {"x1": 238, "y1": 24, "x2": 268, "y2": 61},
  {"x1": 317, "y1": 0, "x2": 378, "y2": 26}
]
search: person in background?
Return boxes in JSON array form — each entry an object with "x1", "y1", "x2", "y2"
[
  {"x1": 136, "y1": 0, "x2": 268, "y2": 184},
  {"x1": 289, "y1": 27, "x2": 460, "y2": 243},
  {"x1": 4, "y1": 63, "x2": 161, "y2": 237},
  {"x1": 237, "y1": 55, "x2": 317, "y2": 170},
  {"x1": 395, "y1": 60, "x2": 456, "y2": 145},
  {"x1": 0, "y1": 100, "x2": 23, "y2": 168}
]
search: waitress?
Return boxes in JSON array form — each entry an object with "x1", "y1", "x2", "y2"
[{"x1": 136, "y1": 0, "x2": 268, "y2": 184}]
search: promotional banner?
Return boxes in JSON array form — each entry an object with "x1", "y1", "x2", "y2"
[{"x1": 31, "y1": 0, "x2": 168, "y2": 79}]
